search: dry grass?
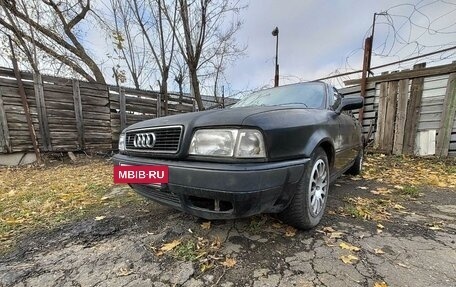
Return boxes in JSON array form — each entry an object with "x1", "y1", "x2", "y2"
[
  {"x1": 363, "y1": 153, "x2": 456, "y2": 189},
  {"x1": 0, "y1": 159, "x2": 140, "y2": 250}
]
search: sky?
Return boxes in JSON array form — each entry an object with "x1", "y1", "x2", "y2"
[
  {"x1": 221, "y1": 0, "x2": 456, "y2": 95},
  {"x1": 1, "y1": 0, "x2": 455, "y2": 97}
]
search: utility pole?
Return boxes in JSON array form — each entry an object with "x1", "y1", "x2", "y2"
[
  {"x1": 272, "y1": 27, "x2": 279, "y2": 87},
  {"x1": 360, "y1": 12, "x2": 387, "y2": 124}
]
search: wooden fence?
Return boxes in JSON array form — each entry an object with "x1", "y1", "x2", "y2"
[
  {"x1": 1, "y1": 62, "x2": 455, "y2": 157},
  {"x1": 0, "y1": 67, "x2": 194, "y2": 153},
  {"x1": 341, "y1": 62, "x2": 456, "y2": 157}
]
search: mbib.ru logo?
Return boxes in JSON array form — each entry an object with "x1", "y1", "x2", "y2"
[{"x1": 114, "y1": 165, "x2": 169, "y2": 184}]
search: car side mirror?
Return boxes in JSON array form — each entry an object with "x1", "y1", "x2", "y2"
[{"x1": 336, "y1": 96, "x2": 364, "y2": 114}]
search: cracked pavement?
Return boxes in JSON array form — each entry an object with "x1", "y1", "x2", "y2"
[{"x1": 1, "y1": 176, "x2": 455, "y2": 287}]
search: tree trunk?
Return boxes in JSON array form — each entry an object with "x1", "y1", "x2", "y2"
[
  {"x1": 159, "y1": 66, "x2": 169, "y2": 115},
  {"x1": 160, "y1": 80, "x2": 168, "y2": 116},
  {"x1": 189, "y1": 67, "x2": 204, "y2": 110},
  {"x1": 132, "y1": 74, "x2": 140, "y2": 90},
  {"x1": 89, "y1": 62, "x2": 106, "y2": 84}
]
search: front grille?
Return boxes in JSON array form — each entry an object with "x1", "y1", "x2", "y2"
[{"x1": 125, "y1": 126, "x2": 183, "y2": 153}]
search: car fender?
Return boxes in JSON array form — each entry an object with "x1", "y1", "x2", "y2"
[{"x1": 301, "y1": 128, "x2": 335, "y2": 161}]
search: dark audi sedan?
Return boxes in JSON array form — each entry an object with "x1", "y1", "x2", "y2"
[{"x1": 113, "y1": 81, "x2": 364, "y2": 229}]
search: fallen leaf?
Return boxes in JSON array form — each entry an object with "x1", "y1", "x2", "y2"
[
  {"x1": 322, "y1": 226, "x2": 335, "y2": 233},
  {"x1": 428, "y1": 226, "x2": 443, "y2": 231},
  {"x1": 374, "y1": 282, "x2": 388, "y2": 287},
  {"x1": 334, "y1": 183, "x2": 342, "y2": 187},
  {"x1": 377, "y1": 223, "x2": 385, "y2": 229},
  {"x1": 393, "y1": 185, "x2": 404, "y2": 190},
  {"x1": 397, "y1": 262, "x2": 409, "y2": 268},
  {"x1": 210, "y1": 237, "x2": 222, "y2": 249},
  {"x1": 340, "y1": 254, "x2": 359, "y2": 264},
  {"x1": 116, "y1": 268, "x2": 133, "y2": 277},
  {"x1": 200, "y1": 262, "x2": 214, "y2": 272},
  {"x1": 272, "y1": 222, "x2": 284, "y2": 229},
  {"x1": 221, "y1": 257, "x2": 237, "y2": 268},
  {"x1": 285, "y1": 226, "x2": 297, "y2": 237},
  {"x1": 374, "y1": 248, "x2": 385, "y2": 254},
  {"x1": 324, "y1": 239, "x2": 337, "y2": 247},
  {"x1": 95, "y1": 216, "x2": 106, "y2": 221},
  {"x1": 357, "y1": 186, "x2": 368, "y2": 190},
  {"x1": 157, "y1": 239, "x2": 181, "y2": 255},
  {"x1": 330, "y1": 232, "x2": 344, "y2": 239},
  {"x1": 370, "y1": 187, "x2": 391, "y2": 195},
  {"x1": 377, "y1": 229, "x2": 383, "y2": 234},
  {"x1": 426, "y1": 221, "x2": 444, "y2": 231},
  {"x1": 437, "y1": 182, "x2": 447, "y2": 188},
  {"x1": 393, "y1": 204, "x2": 406, "y2": 210},
  {"x1": 339, "y1": 242, "x2": 360, "y2": 252},
  {"x1": 201, "y1": 221, "x2": 211, "y2": 230}
]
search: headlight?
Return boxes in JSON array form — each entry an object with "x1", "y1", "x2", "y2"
[
  {"x1": 189, "y1": 129, "x2": 238, "y2": 157},
  {"x1": 235, "y1": 130, "x2": 266, "y2": 158},
  {"x1": 189, "y1": 128, "x2": 266, "y2": 158},
  {"x1": 119, "y1": 132, "x2": 126, "y2": 151}
]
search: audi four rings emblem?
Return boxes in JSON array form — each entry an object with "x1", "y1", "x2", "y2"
[{"x1": 133, "y1": 132, "x2": 156, "y2": 148}]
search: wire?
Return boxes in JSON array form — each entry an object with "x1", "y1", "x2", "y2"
[
  {"x1": 315, "y1": 44, "x2": 456, "y2": 81},
  {"x1": 323, "y1": 0, "x2": 456, "y2": 82}
]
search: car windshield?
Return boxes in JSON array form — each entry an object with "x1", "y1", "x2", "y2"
[{"x1": 231, "y1": 82, "x2": 326, "y2": 108}]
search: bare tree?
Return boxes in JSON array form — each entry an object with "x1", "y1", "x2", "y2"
[
  {"x1": 129, "y1": 0, "x2": 177, "y2": 115},
  {"x1": 106, "y1": 0, "x2": 150, "y2": 89},
  {"x1": 163, "y1": 0, "x2": 245, "y2": 110},
  {"x1": 0, "y1": 0, "x2": 40, "y2": 73},
  {"x1": 172, "y1": 54, "x2": 188, "y2": 101},
  {"x1": 0, "y1": 0, "x2": 105, "y2": 83}
]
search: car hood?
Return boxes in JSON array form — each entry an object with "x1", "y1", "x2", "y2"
[{"x1": 125, "y1": 105, "x2": 318, "y2": 131}]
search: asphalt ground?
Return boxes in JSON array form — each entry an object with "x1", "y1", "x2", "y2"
[{"x1": 1, "y1": 173, "x2": 455, "y2": 287}]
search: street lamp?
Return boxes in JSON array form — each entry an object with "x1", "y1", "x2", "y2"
[{"x1": 272, "y1": 26, "x2": 279, "y2": 87}]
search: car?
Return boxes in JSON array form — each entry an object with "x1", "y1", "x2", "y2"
[{"x1": 113, "y1": 81, "x2": 364, "y2": 229}]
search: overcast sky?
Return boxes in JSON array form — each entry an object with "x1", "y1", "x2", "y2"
[
  {"x1": 2, "y1": 0, "x2": 454, "y2": 97},
  {"x1": 222, "y1": 0, "x2": 456, "y2": 95}
]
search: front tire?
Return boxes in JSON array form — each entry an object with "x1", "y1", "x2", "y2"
[{"x1": 279, "y1": 147, "x2": 329, "y2": 230}]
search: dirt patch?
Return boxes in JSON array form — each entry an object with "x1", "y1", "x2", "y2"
[{"x1": 0, "y1": 158, "x2": 142, "y2": 252}]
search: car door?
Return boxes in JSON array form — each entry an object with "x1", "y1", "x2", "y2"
[{"x1": 331, "y1": 88, "x2": 357, "y2": 172}]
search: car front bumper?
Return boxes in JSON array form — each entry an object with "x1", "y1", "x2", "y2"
[{"x1": 112, "y1": 154, "x2": 309, "y2": 219}]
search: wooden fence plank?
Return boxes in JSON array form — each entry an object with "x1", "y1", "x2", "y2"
[
  {"x1": 34, "y1": 73, "x2": 52, "y2": 151},
  {"x1": 436, "y1": 72, "x2": 456, "y2": 157},
  {"x1": 393, "y1": 79, "x2": 409, "y2": 155},
  {"x1": 0, "y1": 87, "x2": 11, "y2": 153},
  {"x1": 383, "y1": 81, "x2": 398, "y2": 153},
  {"x1": 403, "y1": 63, "x2": 426, "y2": 154},
  {"x1": 374, "y1": 80, "x2": 388, "y2": 149},
  {"x1": 72, "y1": 80, "x2": 85, "y2": 149}
]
